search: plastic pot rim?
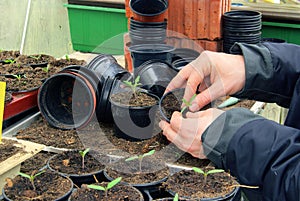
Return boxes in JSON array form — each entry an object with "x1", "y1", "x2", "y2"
[
  {"x1": 129, "y1": 0, "x2": 168, "y2": 17},
  {"x1": 129, "y1": 44, "x2": 175, "y2": 54}
]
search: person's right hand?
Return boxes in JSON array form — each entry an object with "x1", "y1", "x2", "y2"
[{"x1": 165, "y1": 51, "x2": 246, "y2": 111}]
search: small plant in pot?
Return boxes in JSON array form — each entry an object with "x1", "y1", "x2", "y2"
[
  {"x1": 163, "y1": 166, "x2": 241, "y2": 201},
  {"x1": 47, "y1": 148, "x2": 108, "y2": 187},
  {"x1": 109, "y1": 76, "x2": 160, "y2": 141},
  {"x1": 104, "y1": 149, "x2": 170, "y2": 191},
  {"x1": 2, "y1": 169, "x2": 73, "y2": 201},
  {"x1": 69, "y1": 177, "x2": 144, "y2": 200}
]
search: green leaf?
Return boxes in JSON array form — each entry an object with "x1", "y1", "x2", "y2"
[
  {"x1": 87, "y1": 184, "x2": 106, "y2": 191},
  {"x1": 192, "y1": 167, "x2": 205, "y2": 174},
  {"x1": 142, "y1": 149, "x2": 155, "y2": 157},
  {"x1": 125, "y1": 155, "x2": 139, "y2": 161},
  {"x1": 107, "y1": 177, "x2": 122, "y2": 190},
  {"x1": 18, "y1": 172, "x2": 31, "y2": 179},
  {"x1": 207, "y1": 169, "x2": 225, "y2": 175},
  {"x1": 135, "y1": 76, "x2": 140, "y2": 84},
  {"x1": 79, "y1": 148, "x2": 90, "y2": 157},
  {"x1": 34, "y1": 170, "x2": 45, "y2": 178},
  {"x1": 182, "y1": 99, "x2": 189, "y2": 106}
]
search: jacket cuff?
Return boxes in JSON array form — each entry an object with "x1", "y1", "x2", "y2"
[{"x1": 201, "y1": 108, "x2": 263, "y2": 168}]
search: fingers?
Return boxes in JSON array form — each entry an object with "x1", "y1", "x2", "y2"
[{"x1": 165, "y1": 66, "x2": 191, "y2": 94}]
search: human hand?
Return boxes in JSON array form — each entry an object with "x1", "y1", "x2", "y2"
[
  {"x1": 165, "y1": 51, "x2": 246, "y2": 111},
  {"x1": 159, "y1": 108, "x2": 224, "y2": 159}
]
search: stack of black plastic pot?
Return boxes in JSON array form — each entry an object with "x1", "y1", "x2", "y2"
[{"x1": 222, "y1": 10, "x2": 262, "y2": 54}]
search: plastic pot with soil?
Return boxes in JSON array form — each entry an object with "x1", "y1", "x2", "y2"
[
  {"x1": 2, "y1": 170, "x2": 73, "y2": 201},
  {"x1": 163, "y1": 167, "x2": 241, "y2": 201},
  {"x1": 134, "y1": 60, "x2": 177, "y2": 97},
  {"x1": 68, "y1": 179, "x2": 144, "y2": 201},
  {"x1": 47, "y1": 149, "x2": 108, "y2": 187},
  {"x1": 103, "y1": 150, "x2": 170, "y2": 191},
  {"x1": 109, "y1": 77, "x2": 160, "y2": 141}
]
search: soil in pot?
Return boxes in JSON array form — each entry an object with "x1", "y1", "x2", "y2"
[
  {"x1": 15, "y1": 54, "x2": 56, "y2": 67},
  {"x1": 0, "y1": 50, "x2": 21, "y2": 61},
  {"x1": 69, "y1": 182, "x2": 144, "y2": 201},
  {"x1": 3, "y1": 170, "x2": 73, "y2": 201},
  {"x1": 110, "y1": 90, "x2": 159, "y2": 141},
  {"x1": 47, "y1": 150, "x2": 108, "y2": 186},
  {"x1": 20, "y1": 151, "x2": 56, "y2": 174},
  {"x1": 163, "y1": 167, "x2": 239, "y2": 200},
  {"x1": 104, "y1": 154, "x2": 169, "y2": 189}
]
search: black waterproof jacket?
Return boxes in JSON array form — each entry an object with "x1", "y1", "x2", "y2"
[{"x1": 202, "y1": 42, "x2": 300, "y2": 201}]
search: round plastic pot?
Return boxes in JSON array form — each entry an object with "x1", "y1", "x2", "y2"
[
  {"x1": 159, "y1": 88, "x2": 185, "y2": 123},
  {"x1": 109, "y1": 92, "x2": 159, "y2": 141},
  {"x1": 130, "y1": 18, "x2": 167, "y2": 29},
  {"x1": 129, "y1": 44, "x2": 175, "y2": 69},
  {"x1": 223, "y1": 10, "x2": 262, "y2": 21},
  {"x1": 261, "y1": 38, "x2": 286, "y2": 43},
  {"x1": 103, "y1": 168, "x2": 168, "y2": 191},
  {"x1": 47, "y1": 152, "x2": 105, "y2": 187},
  {"x1": 87, "y1": 54, "x2": 130, "y2": 84},
  {"x1": 171, "y1": 48, "x2": 200, "y2": 63},
  {"x1": 135, "y1": 60, "x2": 177, "y2": 97},
  {"x1": 171, "y1": 58, "x2": 194, "y2": 72},
  {"x1": 38, "y1": 68, "x2": 97, "y2": 130},
  {"x1": 130, "y1": 0, "x2": 168, "y2": 22},
  {"x1": 2, "y1": 173, "x2": 74, "y2": 201},
  {"x1": 167, "y1": 187, "x2": 240, "y2": 201}
]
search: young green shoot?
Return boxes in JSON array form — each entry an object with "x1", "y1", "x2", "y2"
[
  {"x1": 29, "y1": 55, "x2": 42, "y2": 60},
  {"x1": 181, "y1": 94, "x2": 197, "y2": 114},
  {"x1": 18, "y1": 170, "x2": 45, "y2": 191},
  {"x1": 122, "y1": 76, "x2": 142, "y2": 98},
  {"x1": 42, "y1": 64, "x2": 50, "y2": 73},
  {"x1": 192, "y1": 167, "x2": 224, "y2": 184},
  {"x1": 125, "y1": 149, "x2": 155, "y2": 173},
  {"x1": 87, "y1": 177, "x2": 122, "y2": 198},
  {"x1": 12, "y1": 74, "x2": 26, "y2": 83},
  {"x1": 79, "y1": 148, "x2": 90, "y2": 170},
  {"x1": 4, "y1": 59, "x2": 16, "y2": 64},
  {"x1": 65, "y1": 54, "x2": 70, "y2": 61}
]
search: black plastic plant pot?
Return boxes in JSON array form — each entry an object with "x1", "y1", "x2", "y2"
[
  {"x1": 261, "y1": 38, "x2": 286, "y2": 43},
  {"x1": 223, "y1": 10, "x2": 262, "y2": 22},
  {"x1": 135, "y1": 60, "x2": 177, "y2": 97},
  {"x1": 129, "y1": 44, "x2": 175, "y2": 69},
  {"x1": 171, "y1": 48, "x2": 201, "y2": 63},
  {"x1": 109, "y1": 91, "x2": 160, "y2": 141},
  {"x1": 87, "y1": 54, "x2": 130, "y2": 84},
  {"x1": 130, "y1": 18, "x2": 167, "y2": 28},
  {"x1": 171, "y1": 57, "x2": 195, "y2": 72},
  {"x1": 2, "y1": 172, "x2": 74, "y2": 201},
  {"x1": 38, "y1": 69, "x2": 97, "y2": 130},
  {"x1": 130, "y1": 0, "x2": 168, "y2": 17},
  {"x1": 159, "y1": 88, "x2": 184, "y2": 123},
  {"x1": 47, "y1": 151, "x2": 107, "y2": 187}
]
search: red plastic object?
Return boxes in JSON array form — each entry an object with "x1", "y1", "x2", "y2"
[{"x1": 4, "y1": 89, "x2": 38, "y2": 121}]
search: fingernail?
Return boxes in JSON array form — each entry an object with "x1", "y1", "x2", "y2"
[{"x1": 189, "y1": 102, "x2": 199, "y2": 112}]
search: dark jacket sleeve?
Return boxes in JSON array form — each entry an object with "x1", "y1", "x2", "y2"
[
  {"x1": 202, "y1": 42, "x2": 300, "y2": 201},
  {"x1": 232, "y1": 42, "x2": 300, "y2": 108},
  {"x1": 202, "y1": 109, "x2": 300, "y2": 201}
]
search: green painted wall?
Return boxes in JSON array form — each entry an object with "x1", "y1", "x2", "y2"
[{"x1": 0, "y1": 0, "x2": 73, "y2": 57}]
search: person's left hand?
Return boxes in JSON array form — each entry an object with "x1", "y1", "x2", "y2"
[{"x1": 159, "y1": 108, "x2": 224, "y2": 159}]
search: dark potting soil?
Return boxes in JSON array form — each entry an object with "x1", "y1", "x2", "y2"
[
  {"x1": 0, "y1": 50, "x2": 21, "y2": 61},
  {"x1": 69, "y1": 182, "x2": 143, "y2": 201},
  {"x1": 105, "y1": 156, "x2": 170, "y2": 185},
  {"x1": 3, "y1": 170, "x2": 73, "y2": 201},
  {"x1": 110, "y1": 91, "x2": 158, "y2": 107},
  {"x1": 163, "y1": 167, "x2": 238, "y2": 199},
  {"x1": 0, "y1": 51, "x2": 86, "y2": 92},
  {"x1": 0, "y1": 139, "x2": 26, "y2": 162},
  {"x1": 20, "y1": 151, "x2": 56, "y2": 174},
  {"x1": 48, "y1": 150, "x2": 106, "y2": 175}
]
